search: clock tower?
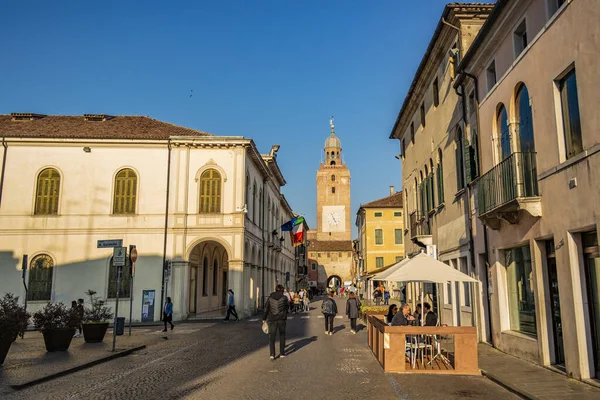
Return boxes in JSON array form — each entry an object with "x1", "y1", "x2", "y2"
[
  {"x1": 307, "y1": 118, "x2": 354, "y2": 291},
  {"x1": 315, "y1": 118, "x2": 351, "y2": 241}
]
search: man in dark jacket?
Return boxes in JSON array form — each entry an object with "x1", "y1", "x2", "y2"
[{"x1": 263, "y1": 284, "x2": 289, "y2": 360}]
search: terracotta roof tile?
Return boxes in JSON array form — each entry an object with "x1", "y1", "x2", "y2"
[
  {"x1": 308, "y1": 240, "x2": 353, "y2": 252},
  {"x1": 360, "y1": 192, "x2": 404, "y2": 209},
  {"x1": 0, "y1": 114, "x2": 211, "y2": 140}
]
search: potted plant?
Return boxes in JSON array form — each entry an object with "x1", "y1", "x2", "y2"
[
  {"x1": 81, "y1": 290, "x2": 113, "y2": 343},
  {"x1": 33, "y1": 302, "x2": 81, "y2": 352},
  {"x1": 0, "y1": 293, "x2": 31, "y2": 365}
]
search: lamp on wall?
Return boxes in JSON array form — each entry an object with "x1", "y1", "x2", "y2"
[{"x1": 83, "y1": 147, "x2": 91, "y2": 153}]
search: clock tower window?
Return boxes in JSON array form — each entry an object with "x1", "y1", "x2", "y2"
[{"x1": 332, "y1": 187, "x2": 336, "y2": 194}]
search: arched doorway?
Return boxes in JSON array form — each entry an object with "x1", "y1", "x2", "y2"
[
  {"x1": 188, "y1": 240, "x2": 229, "y2": 315},
  {"x1": 327, "y1": 275, "x2": 342, "y2": 289}
]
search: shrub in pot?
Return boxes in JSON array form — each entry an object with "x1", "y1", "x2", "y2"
[
  {"x1": 82, "y1": 290, "x2": 113, "y2": 343},
  {"x1": 0, "y1": 293, "x2": 31, "y2": 364},
  {"x1": 33, "y1": 302, "x2": 81, "y2": 352}
]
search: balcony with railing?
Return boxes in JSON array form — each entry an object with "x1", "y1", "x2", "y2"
[
  {"x1": 410, "y1": 212, "x2": 432, "y2": 243},
  {"x1": 476, "y1": 152, "x2": 541, "y2": 229}
]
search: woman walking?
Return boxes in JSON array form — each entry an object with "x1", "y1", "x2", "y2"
[
  {"x1": 321, "y1": 291, "x2": 338, "y2": 335},
  {"x1": 303, "y1": 290, "x2": 310, "y2": 311},
  {"x1": 345, "y1": 292, "x2": 361, "y2": 334},
  {"x1": 163, "y1": 297, "x2": 174, "y2": 332},
  {"x1": 224, "y1": 289, "x2": 239, "y2": 322}
]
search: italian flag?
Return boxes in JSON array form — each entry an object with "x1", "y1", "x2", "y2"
[{"x1": 291, "y1": 216, "x2": 305, "y2": 247}]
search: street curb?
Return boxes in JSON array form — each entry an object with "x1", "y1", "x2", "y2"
[
  {"x1": 480, "y1": 368, "x2": 538, "y2": 400},
  {"x1": 10, "y1": 344, "x2": 147, "y2": 390}
]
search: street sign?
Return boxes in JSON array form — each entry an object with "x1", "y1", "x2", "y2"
[
  {"x1": 113, "y1": 247, "x2": 127, "y2": 267},
  {"x1": 130, "y1": 247, "x2": 138, "y2": 263},
  {"x1": 98, "y1": 239, "x2": 123, "y2": 248}
]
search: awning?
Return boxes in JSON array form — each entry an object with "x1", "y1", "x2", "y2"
[{"x1": 385, "y1": 253, "x2": 480, "y2": 283}]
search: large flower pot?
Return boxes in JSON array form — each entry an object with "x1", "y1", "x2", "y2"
[
  {"x1": 82, "y1": 323, "x2": 109, "y2": 343},
  {"x1": 42, "y1": 328, "x2": 76, "y2": 352},
  {"x1": 0, "y1": 338, "x2": 12, "y2": 365}
]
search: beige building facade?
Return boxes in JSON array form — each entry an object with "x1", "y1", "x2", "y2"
[
  {"x1": 390, "y1": 4, "x2": 493, "y2": 330},
  {"x1": 456, "y1": 0, "x2": 600, "y2": 381},
  {"x1": 0, "y1": 114, "x2": 298, "y2": 321},
  {"x1": 307, "y1": 120, "x2": 354, "y2": 288}
]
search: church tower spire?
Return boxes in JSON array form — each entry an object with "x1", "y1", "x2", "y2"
[{"x1": 323, "y1": 116, "x2": 343, "y2": 167}]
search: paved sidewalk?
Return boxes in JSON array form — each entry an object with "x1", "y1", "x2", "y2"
[
  {"x1": 1, "y1": 327, "x2": 165, "y2": 389},
  {"x1": 479, "y1": 343, "x2": 600, "y2": 400}
]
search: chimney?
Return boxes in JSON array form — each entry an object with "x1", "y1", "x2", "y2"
[{"x1": 389, "y1": 186, "x2": 395, "y2": 196}]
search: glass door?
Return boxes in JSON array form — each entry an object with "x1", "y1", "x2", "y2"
[
  {"x1": 546, "y1": 241, "x2": 565, "y2": 368},
  {"x1": 584, "y1": 232, "x2": 600, "y2": 379}
]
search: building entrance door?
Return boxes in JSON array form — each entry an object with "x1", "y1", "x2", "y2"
[
  {"x1": 546, "y1": 241, "x2": 565, "y2": 368},
  {"x1": 189, "y1": 264, "x2": 198, "y2": 314},
  {"x1": 583, "y1": 231, "x2": 600, "y2": 378}
]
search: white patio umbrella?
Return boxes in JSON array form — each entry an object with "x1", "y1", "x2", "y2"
[
  {"x1": 385, "y1": 253, "x2": 479, "y2": 326},
  {"x1": 371, "y1": 257, "x2": 410, "y2": 281}
]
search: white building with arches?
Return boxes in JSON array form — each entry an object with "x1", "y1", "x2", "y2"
[{"x1": 0, "y1": 113, "x2": 297, "y2": 321}]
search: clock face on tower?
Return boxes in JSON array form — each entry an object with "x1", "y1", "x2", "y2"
[
  {"x1": 327, "y1": 212, "x2": 340, "y2": 226},
  {"x1": 322, "y1": 205, "x2": 345, "y2": 232}
]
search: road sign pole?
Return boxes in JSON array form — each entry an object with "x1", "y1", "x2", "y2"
[
  {"x1": 111, "y1": 246, "x2": 126, "y2": 352},
  {"x1": 21, "y1": 255, "x2": 28, "y2": 337},
  {"x1": 112, "y1": 265, "x2": 121, "y2": 352},
  {"x1": 128, "y1": 246, "x2": 137, "y2": 336}
]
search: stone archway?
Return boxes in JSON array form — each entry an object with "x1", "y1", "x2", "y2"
[
  {"x1": 327, "y1": 275, "x2": 342, "y2": 289},
  {"x1": 188, "y1": 240, "x2": 229, "y2": 315}
]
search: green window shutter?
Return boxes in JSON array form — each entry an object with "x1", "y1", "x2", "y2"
[
  {"x1": 395, "y1": 229, "x2": 403, "y2": 244},
  {"x1": 465, "y1": 139, "x2": 472, "y2": 184}
]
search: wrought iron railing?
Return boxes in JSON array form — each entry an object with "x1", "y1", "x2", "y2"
[{"x1": 477, "y1": 152, "x2": 538, "y2": 215}]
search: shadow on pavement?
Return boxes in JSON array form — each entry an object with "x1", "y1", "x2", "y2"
[
  {"x1": 332, "y1": 324, "x2": 346, "y2": 334},
  {"x1": 284, "y1": 336, "x2": 317, "y2": 355}
]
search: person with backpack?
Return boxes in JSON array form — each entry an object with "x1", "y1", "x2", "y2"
[
  {"x1": 263, "y1": 284, "x2": 289, "y2": 360},
  {"x1": 383, "y1": 289, "x2": 391, "y2": 305},
  {"x1": 373, "y1": 288, "x2": 382, "y2": 306},
  {"x1": 345, "y1": 291, "x2": 361, "y2": 334},
  {"x1": 321, "y1": 291, "x2": 338, "y2": 335}
]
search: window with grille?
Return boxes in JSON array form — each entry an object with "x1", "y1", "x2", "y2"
[
  {"x1": 35, "y1": 168, "x2": 60, "y2": 215},
  {"x1": 27, "y1": 254, "x2": 54, "y2": 301},
  {"x1": 108, "y1": 255, "x2": 131, "y2": 298},
  {"x1": 375, "y1": 229, "x2": 383, "y2": 245},
  {"x1": 395, "y1": 229, "x2": 403, "y2": 245},
  {"x1": 113, "y1": 168, "x2": 137, "y2": 214},
  {"x1": 199, "y1": 169, "x2": 222, "y2": 213}
]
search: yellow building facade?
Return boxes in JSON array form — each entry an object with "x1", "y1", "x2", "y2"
[{"x1": 355, "y1": 189, "x2": 404, "y2": 275}]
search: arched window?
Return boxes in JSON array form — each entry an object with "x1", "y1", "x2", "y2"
[
  {"x1": 113, "y1": 168, "x2": 137, "y2": 214},
  {"x1": 437, "y1": 149, "x2": 444, "y2": 205},
  {"x1": 35, "y1": 168, "x2": 60, "y2": 215},
  {"x1": 213, "y1": 259, "x2": 219, "y2": 295},
  {"x1": 497, "y1": 104, "x2": 511, "y2": 160},
  {"x1": 199, "y1": 169, "x2": 221, "y2": 213},
  {"x1": 108, "y1": 255, "x2": 131, "y2": 298},
  {"x1": 253, "y1": 181, "x2": 257, "y2": 222},
  {"x1": 330, "y1": 160, "x2": 336, "y2": 166},
  {"x1": 331, "y1": 175, "x2": 335, "y2": 182},
  {"x1": 456, "y1": 128, "x2": 465, "y2": 190},
  {"x1": 202, "y1": 257, "x2": 209, "y2": 296},
  {"x1": 516, "y1": 84, "x2": 535, "y2": 153},
  {"x1": 27, "y1": 254, "x2": 54, "y2": 300}
]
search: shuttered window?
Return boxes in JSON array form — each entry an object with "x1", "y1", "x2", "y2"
[
  {"x1": 376, "y1": 257, "x2": 384, "y2": 269},
  {"x1": 27, "y1": 254, "x2": 54, "y2": 301},
  {"x1": 35, "y1": 168, "x2": 60, "y2": 215},
  {"x1": 113, "y1": 169, "x2": 137, "y2": 214},
  {"x1": 199, "y1": 169, "x2": 222, "y2": 213},
  {"x1": 395, "y1": 229, "x2": 403, "y2": 245},
  {"x1": 375, "y1": 229, "x2": 383, "y2": 245}
]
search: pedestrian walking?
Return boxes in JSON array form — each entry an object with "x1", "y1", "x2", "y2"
[
  {"x1": 223, "y1": 289, "x2": 239, "y2": 322},
  {"x1": 321, "y1": 291, "x2": 338, "y2": 335},
  {"x1": 303, "y1": 290, "x2": 310, "y2": 311},
  {"x1": 71, "y1": 301, "x2": 80, "y2": 338},
  {"x1": 383, "y1": 290, "x2": 390, "y2": 305},
  {"x1": 76, "y1": 298, "x2": 84, "y2": 337},
  {"x1": 373, "y1": 288, "x2": 382, "y2": 306},
  {"x1": 162, "y1": 297, "x2": 174, "y2": 332},
  {"x1": 345, "y1": 291, "x2": 361, "y2": 334},
  {"x1": 263, "y1": 284, "x2": 289, "y2": 360}
]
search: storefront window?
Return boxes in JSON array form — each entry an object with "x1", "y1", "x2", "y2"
[{"x1": 506, "y1": 245, "x2": 536, "y2": 336}]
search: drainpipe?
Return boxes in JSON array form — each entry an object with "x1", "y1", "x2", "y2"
[
  {"x1": 159, "y1": 139, "x2": 172, "y2": 320},
  {"x1": 261, "y1": 178, "x2": 267, "y2": 310},
  {"x1": 0, "y1": 138, "x2": 7, "y2": 208}
]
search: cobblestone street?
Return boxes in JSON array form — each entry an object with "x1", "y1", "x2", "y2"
[{"x1": 0, "y1": 298, "x2": 518, "y2": 400}]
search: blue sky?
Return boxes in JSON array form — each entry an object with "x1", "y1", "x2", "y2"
[{"x1": 1, "y1": 0, "x2": 460, "y2": 234}]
